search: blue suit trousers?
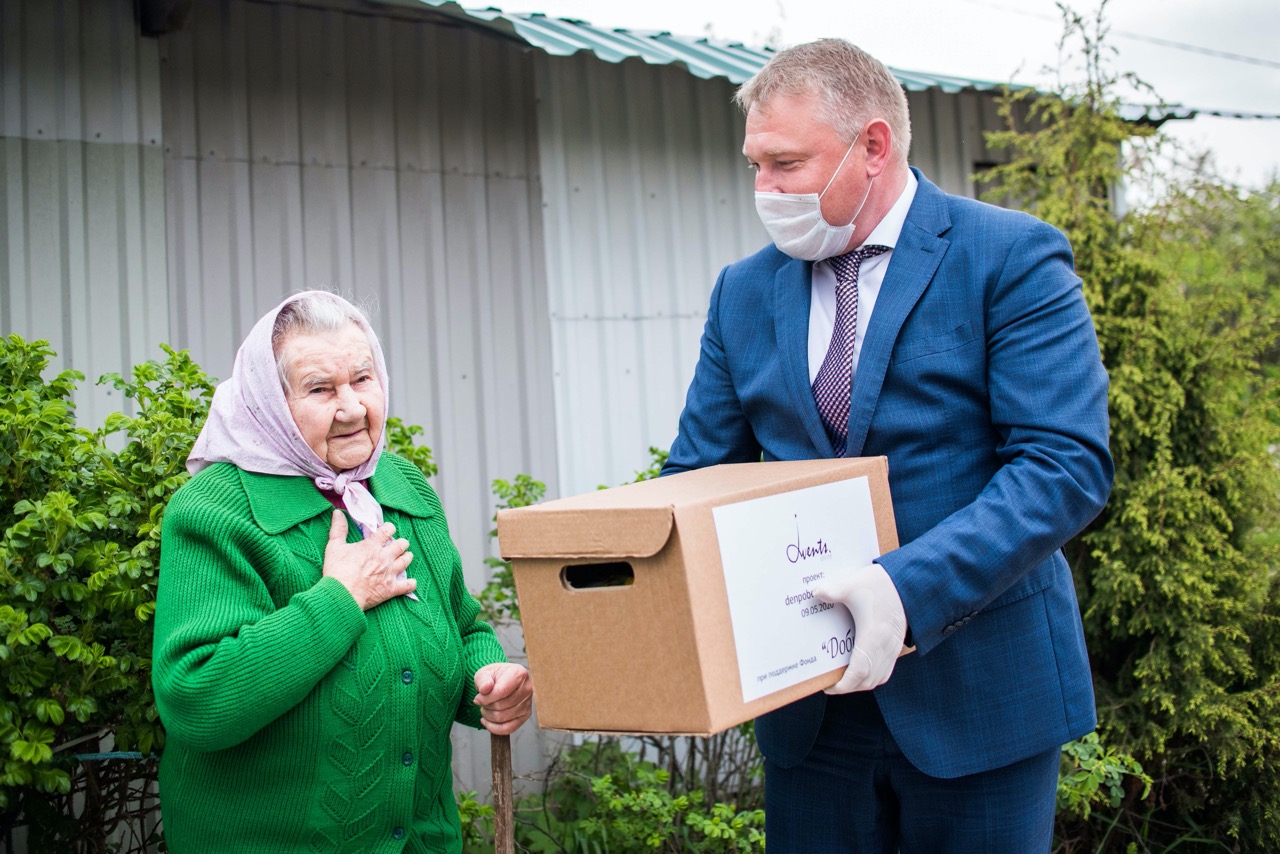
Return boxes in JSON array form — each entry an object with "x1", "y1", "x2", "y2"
[{"x1": 763, "y1": 692, "x2": 1059, "y2": 853}]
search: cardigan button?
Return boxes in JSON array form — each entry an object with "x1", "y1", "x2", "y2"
[
  {"x1": 392, "y1": 826, "x2": 405, "y2": 840},
  {"x1": 401, "y1": 669, "x2": 414, "y2": 684},
  {"x1": 402, "y1": 752, "x2": 414, "y2": 766}
]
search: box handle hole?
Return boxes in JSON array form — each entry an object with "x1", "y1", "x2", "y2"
[{"x1": 561, "y1": 562, "x2": 635, "y2": 590}]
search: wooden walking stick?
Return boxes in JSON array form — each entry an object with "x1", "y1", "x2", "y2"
[{"x1": 492, "y1": 733, "x2": 514, "y2": 854}]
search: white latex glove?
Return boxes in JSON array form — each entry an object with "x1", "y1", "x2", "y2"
[{"x1": 811, "y1": 563, "x2": 908, "y2": 693}]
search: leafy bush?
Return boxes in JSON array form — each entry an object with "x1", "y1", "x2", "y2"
[
  {"x1": 475, "y1": 474, "x2": 546, "y2": 628},
  {"x1": 384, "y1": 417, "x2": 439, "y2": 479},
  {"x1": 1057, "y1": 732, "x2": 1152, "y2": 823},
  {"x1": 460, "y1": 738, "x2": 764, "y2": 853},
  {"x1": 0, "y1": 336, "x2": 215, "y2": 850}
]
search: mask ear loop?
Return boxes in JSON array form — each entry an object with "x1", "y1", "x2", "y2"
[
  {"x1": 818, "y1": 132, "x2": 861, "y2": 199},
  {"x1": 843, "y1": 176, "x2": 877, "y2": 230},
  {"x1": 818, "y1": 131, "x2": 876, "y2": 230}
]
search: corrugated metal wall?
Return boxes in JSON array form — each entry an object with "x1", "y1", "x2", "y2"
[
  {"x1": 0, "y1": 0, "x2": 169, "y2": 428},
  {"x1": 533, "y1": 54, "x2": 1015, "y2": 497},
  {"x1": 534, "y1": 52, "x2": 767, "y2": 496},
  {"x1": 906, "y1": 87, "x2": 1016, "y2": 197}
]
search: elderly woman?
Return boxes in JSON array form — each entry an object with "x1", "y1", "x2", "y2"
[{"x1": 152, "y1": 291, "x2": 532, "y2": 852}]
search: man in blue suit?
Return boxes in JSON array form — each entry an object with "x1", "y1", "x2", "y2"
[{"x1": 663, "y1": 39, "x2": 1112, "y2": 851}]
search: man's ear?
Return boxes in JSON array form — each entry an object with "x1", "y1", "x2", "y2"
[{"x1": 863, "y1": 119, "x2": 894, "y2": 178}]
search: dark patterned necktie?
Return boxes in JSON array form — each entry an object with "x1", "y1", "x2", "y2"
[{"x1": 811, "y1": 244, "x2": 890, "y2": 456}]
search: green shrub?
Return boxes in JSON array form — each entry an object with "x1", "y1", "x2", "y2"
[
  {"x1": 1057, "y1": 732, "x2": 1152, "y2": 822},
  {"x1": 0, "y1": 335, "x2": 215, "y2": 849},
  {"x1": 460, "y1": 738, "x2": 764, "y2": 853},
  {"x1": 384, "y1": 417, "x2": 439, "y2": 479},
  {"x1": 475, "y1": 474, "x2": 546, "y2": 628}
]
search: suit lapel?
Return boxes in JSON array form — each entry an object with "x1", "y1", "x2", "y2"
[
  {"x1": 773, "y1": 257, "x2": 837, "y2": 456},
  {"x1": 846, "y1": 171, "x2": 951, "y2": 457}
]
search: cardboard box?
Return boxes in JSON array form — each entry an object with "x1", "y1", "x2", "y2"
[{"x1": 496, "y1": 458, "x2": 898, "y2": 736}]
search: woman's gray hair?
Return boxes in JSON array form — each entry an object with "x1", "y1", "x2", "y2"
[
  {"x1": 735, "y1": 39, "x2": 912, "y2": 162},
  {"x1": 271, "y1": 292, "x2": 372, "y2": 392}
]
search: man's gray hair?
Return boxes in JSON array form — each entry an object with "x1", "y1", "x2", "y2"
[
  {"x1": 271, "y1": 291, "x2": 371, "y2": 392},
  {"x1": 735, "y1": 39, "x2": 912, "y2": 162}
]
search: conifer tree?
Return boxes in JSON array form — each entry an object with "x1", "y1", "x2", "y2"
[{"x1": 982, "y1": 4, "x2": 1280, "y2": 847}]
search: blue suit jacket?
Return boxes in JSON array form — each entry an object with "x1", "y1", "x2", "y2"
[{"x1": 664, "y1": 169, "x2": 1112, "y2": 779}]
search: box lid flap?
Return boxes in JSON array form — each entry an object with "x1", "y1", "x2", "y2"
[{"x1": 497, "y1": 504, "x2": 674, "y2": 559}]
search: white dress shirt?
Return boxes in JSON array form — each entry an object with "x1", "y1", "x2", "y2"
[{"x1": 808, "y1": 170, "x2": 919, "y2": 383}]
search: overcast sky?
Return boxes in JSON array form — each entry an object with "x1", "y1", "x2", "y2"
[{"x1": 495, "y1": 0, "x2": 1280, "y2": 192}]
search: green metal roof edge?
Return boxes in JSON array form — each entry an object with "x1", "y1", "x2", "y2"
[
  {"x1": 397, "y1": 0, "x2": 1027, "y2": 91},
  {"x1": 383, "y1": 1, "x2": 1213, "y2": 124}
]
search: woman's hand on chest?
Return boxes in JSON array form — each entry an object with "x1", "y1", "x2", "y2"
[{"x1": 322, "y1": 510, "x2": 417, "y2": 610}]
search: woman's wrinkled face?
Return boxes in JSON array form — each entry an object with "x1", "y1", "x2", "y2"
[{"x1": 281, "y1": 323, "x2": 385, "y2": 472}]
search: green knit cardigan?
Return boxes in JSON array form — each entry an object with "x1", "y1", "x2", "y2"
[{"x1": 152, "y1": 453, "x2": 506, "y2": 853}]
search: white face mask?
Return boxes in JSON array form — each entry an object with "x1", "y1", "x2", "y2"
[{"x1": 754, "y1": 135, "x2": 875, "y2": 261}]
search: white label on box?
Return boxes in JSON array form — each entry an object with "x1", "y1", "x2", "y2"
[{"x1": 712, "y1": 476, "x2": 880, "y2": 703}]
